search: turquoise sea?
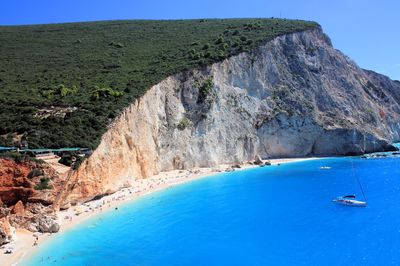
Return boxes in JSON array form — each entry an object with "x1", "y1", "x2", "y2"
[{"x1": 24, "y1": 152, "x2": 400, "y2": 265}]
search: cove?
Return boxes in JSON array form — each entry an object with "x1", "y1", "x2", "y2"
[{"x1": 24, "y1": 155, "x2": 400, "y2": 265}]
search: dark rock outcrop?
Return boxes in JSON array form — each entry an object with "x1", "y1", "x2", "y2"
[
  {"x1": 33, "y1": 215, "x2": 60, "y2": 233},
  {"x1": 254, "y1": 155, "x2": 263, "y2": 165}
]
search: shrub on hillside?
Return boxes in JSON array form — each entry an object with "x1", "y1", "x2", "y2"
[
  {"x1": 34, "y1": 177, "x2": 51, "y2": 190},
  {"x1": 177, "y1": 118, "x2": 191, "y2": 130},
  {"x1": 91, "y1": 86, "x2": 124, "y2": 100},
  {"x1": 27, "y1": 169, "x2": 44, "y2": 179},
  {"x1": 202, "y1": 43, "x2": 210, "y2": 50},
  {"x1": 195, "y1": 77, "x2": 214, "y2": 103},
  {"x1": 58, "y1": 154, "x2": 73, "y2": 166},
  {"x1": 215, "y1": 36, "x2": 224, "y2": 44}
]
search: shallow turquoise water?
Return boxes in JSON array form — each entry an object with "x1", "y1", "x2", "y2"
[{"x1": 24, "y1": 155, "x2": 400, "y2": 265}]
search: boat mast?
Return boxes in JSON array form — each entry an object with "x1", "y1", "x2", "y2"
[
  {"x1": 351, "y1": 130, "x2": 367, "y2": 201},
  {"x1": 356, "y1": 175, "x2": 367, "y2": 201}
]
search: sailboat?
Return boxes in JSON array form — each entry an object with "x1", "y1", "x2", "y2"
[
  {"x1": 333, "y1": 130, "x2": 368, "y2": 207},
  {"x1": 333, "y1": 171, "x2": 367, "y2": 207},
  {"x1": 333, "y1": 195, "x2": 367, "y2": 207}
]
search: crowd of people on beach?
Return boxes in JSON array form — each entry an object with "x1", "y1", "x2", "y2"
[
  {"x1": 1, "y1": 164, "x2": 242, "y2": 258},
  {"x1": 58, "y1": 169, "x2": 209, "y2": 226}
]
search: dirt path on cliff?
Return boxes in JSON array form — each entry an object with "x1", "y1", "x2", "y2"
[{"x1": 41, "y1": 156, "x2": 70, "y2": 176}]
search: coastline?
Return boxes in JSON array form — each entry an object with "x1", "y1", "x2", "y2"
[{"x1": 1, "y1": 157, "x2": 318, "y2": 266}]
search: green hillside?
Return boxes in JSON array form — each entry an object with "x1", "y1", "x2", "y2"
[{"x1": 0, "y1": 18, "x2": 318, "y2": 149}]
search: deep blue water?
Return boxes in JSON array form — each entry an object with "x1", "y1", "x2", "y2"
[{"x1": 24, "y1": 154, "x2": 400, "y2": 266}]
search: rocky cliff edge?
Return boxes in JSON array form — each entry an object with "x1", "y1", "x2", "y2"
[{"x1": 67, "y1": 27, "x2": 400, "y2": 202}]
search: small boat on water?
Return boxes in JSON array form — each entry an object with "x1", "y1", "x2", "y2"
[
  {"x1": 333, "y1": 195, "x2": 367, "y2": 207},
  {"x1": 320, "y1": 166, "x2": 331, "y2": 170}
]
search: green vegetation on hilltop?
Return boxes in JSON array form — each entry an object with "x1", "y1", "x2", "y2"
[{"x1": 0, "y1": 18, "x2": 318, "y2": 149}]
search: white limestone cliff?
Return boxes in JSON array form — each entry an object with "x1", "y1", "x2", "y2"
[{"x1": 67, "y1": 27, "x2": 400, "y2": 201}]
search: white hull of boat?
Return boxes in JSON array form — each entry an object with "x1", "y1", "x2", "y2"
[{"x1": 333, "y1": 199, "x2": 367, "y2": 207}]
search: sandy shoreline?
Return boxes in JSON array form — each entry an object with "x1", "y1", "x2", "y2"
[{"x1": 0, "y1": 157, "x2": 318, "y2": 265}]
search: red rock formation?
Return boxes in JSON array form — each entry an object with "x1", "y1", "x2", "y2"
[
  {"x1": 0, "y1": 187, "x2": 34, "y2": 206},
  {"x1": 0, "y1": 158, "x2": 64, "y2": 239},
  {"x1": 0, "y1": 159, "x2": 35, "y2": 206},
  {"x1": 0, "y1": 158, "x2": 61, "y2": 206},
  {"x1": 11, "y1": 200, "x2": 25, "y2": 216},
  {"x1": 0, "y1": 216, "x2": 14, "y2": 245}
]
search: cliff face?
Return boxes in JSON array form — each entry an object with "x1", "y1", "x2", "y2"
[{"x1": 67, "y1": 27, "x2": 400, "y2": 201}]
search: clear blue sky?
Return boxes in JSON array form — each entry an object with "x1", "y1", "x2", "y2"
[{"x1": 2, "y1": 0, "x2": 399, "y2": 80}]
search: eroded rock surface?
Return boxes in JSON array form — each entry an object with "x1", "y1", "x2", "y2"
[
  {"x1": 0, "y1": 206, "x2": 15, "y2": 246},
  {"x1": 0, "y1": 158, "x2": 63, "y2": 244},
  {"x1": 67, "y1": 27, "x2": 400, "y2": 201},
  {"x1": 32, "y1": 214, "x2": 60, "y2": 233}
]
